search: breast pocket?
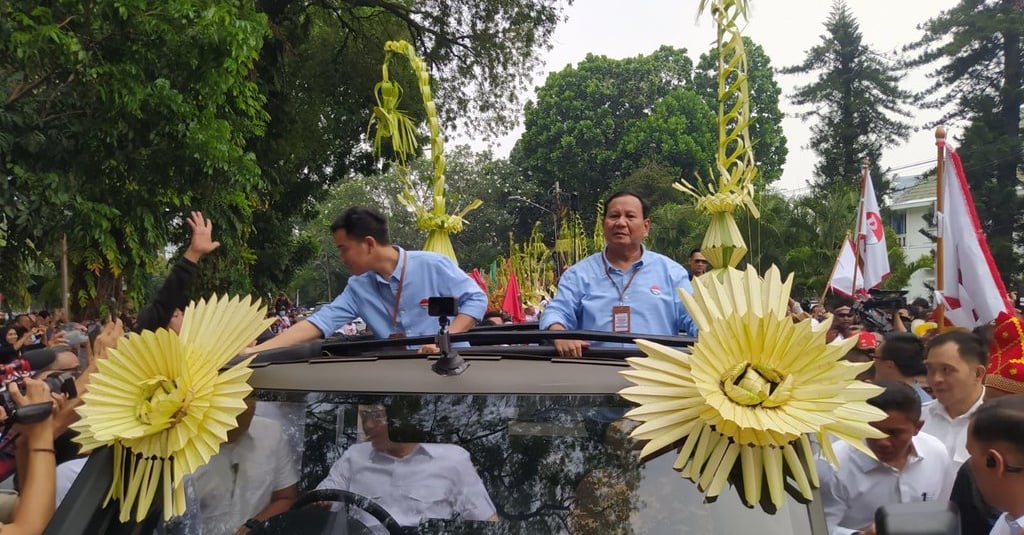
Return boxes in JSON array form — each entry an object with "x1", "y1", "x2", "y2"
[{"x1": 400, "y1": 483, "x2": 454, "y2": 523}]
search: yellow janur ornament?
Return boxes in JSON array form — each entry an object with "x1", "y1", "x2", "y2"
[
  {"x1": 72, "y1": 295, "x2": 274, "y2": 522},
  {"x1": 619, "y1": 266, "x2": 886, "y2": 512}
]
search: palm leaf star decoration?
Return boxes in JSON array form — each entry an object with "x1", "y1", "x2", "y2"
[
  {"x1": 71, "y1": 295, "x2": 274, "y2": 522},
  {"x1": 620, "y1": 266, "x2": 887, "y2": 512}
]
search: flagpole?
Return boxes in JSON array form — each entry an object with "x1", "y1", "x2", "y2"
[
  {"x1": 851, "y1": 159, "x2": 869, "y2": 298},
  {"x1": 935, "y1": 127, "x2": 946, "y2": 328},
  {"x1": 821, "y1": 230, "x2": 852, "y2": 305}
]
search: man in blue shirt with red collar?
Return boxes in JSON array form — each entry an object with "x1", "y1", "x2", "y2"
[
  {"x1": 251, "y1": 207, "x2": 486, "y2": 353},
  {"x1": 540, "y1": 191, "x2": 697, "y2": 358}
]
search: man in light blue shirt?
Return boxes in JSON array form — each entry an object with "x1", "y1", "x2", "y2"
[
  {"x1": 251, "y1": 207, "x2": 486, "y2": 353},
  {"x1": 540, "y1": 192, "x2": 697, "y2": 358}
]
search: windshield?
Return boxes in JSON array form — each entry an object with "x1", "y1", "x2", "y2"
[{"x1": 160, "y1": 390, "x2": 819, "y2": 535}]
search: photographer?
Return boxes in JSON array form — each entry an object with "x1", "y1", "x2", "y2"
[{"x1": 1, "y1": 378, "x2": 59, "y2": 534}]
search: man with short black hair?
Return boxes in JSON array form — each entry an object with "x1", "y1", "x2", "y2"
[
  {"x1": 873, "y1": 332, "x2": 932, "y2": 402},
  {"x1": 540, "y1": 192, "x2": 697, "y2": 358},
  {"x1": 820, "y1": 381, "x2": 952, "y2": 535},
  {"x1": 922, "y1": 330, "x2": 988, "y2": 465},
  {"x1": 687, "y1": 248, "x2": 708, "y2": 278},
  {"x1": 949, "y1": 312, "x2": 1024, "y2": 535},
  {"x1": 251, "y1": 206, "x2": 486, "y2": 354},
  {"x1": 964, "y1": 395, "x2": 1024, "y2": 535}
]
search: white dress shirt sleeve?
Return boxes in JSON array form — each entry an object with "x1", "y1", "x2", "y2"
[
  {"x1": 451, "y1": 449, "x2": 496, "y2": 521},
  {"x1": 272, "y1": 430, "x2": 300, "y2": 491},
  {"x1": 316, "y1": 450, "x2": 352, "y2": 491},
  {"x1": 820, "y1": 463, "x2": 861, "y2": 535}
]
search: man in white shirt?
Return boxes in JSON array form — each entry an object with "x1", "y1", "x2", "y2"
[
  {"x1": 190, "y1": 398, "x2": 299, "y2": 534},
  {"x1": 316, "y1": 404, "x2": 496, "y2": 530},
  {"x1": 922, "y1": 330, "x2": 988, "y2": 465},
  {"x1": 821, "y1": 382, "x2": 953, "y2": 535},
  {"x1": 964, "y1": 395, "x2": 1024, "y2": 535}
]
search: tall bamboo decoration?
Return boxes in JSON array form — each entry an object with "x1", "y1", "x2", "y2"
[
  {"x1": 674, "y1": 0, "x2": 759, "y2": 270},
  {"x1": 368, "y1": 40, "x2": 481, "y2": 263}
]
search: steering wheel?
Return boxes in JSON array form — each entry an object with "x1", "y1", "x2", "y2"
[{"x1": 252, "y1": 488, "x2": 406, "y2": 535}]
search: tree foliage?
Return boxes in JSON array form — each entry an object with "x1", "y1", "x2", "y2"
[
  {"x1": 512, "y1": 41, "x2": 789, "y2": 228},
  {"x1": 620, "y1": 88, "x2": 716, "y2": 187},
  {"x1": 510, "y1": 46, "x2": 702, "y2": 218},
  {"x1": 2, "y1": 0, "x2": 270, "y2": 315},
  {"x1": 1, "y1": 0, "x2": 567, "y2": 315},
  {"x1": 904, "y1": 0, "x2": 1024, "y2": 285},
  {"x1": 247, "y1": 0, "x2": 568, "y2": 293},
  {"x1": 781, "y1": 0, "x2": 913, "y2": 192}
]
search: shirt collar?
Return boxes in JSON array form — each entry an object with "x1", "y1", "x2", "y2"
[
  {"x1": 601, "y1": 245, "x2": 647, "y2": 272},
  {"x1": 930, "y1": 387, "x2": 986, "y2": 422},
  {"x1": 369, "y1": 442, "x2": 432, "y2": 461},
  {"x1": 374, "y1": 246, "x2": 407, "y2": 285},
  {"x1": 849, "y1": 435, "x2": 926, "y2": 473},
  {"x1": 1001, "y1": 513, "x2": 1023, "y2": 534}
]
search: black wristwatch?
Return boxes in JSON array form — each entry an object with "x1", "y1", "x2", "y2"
[{"x1": 244, "y1": 518, "x2": 263, "y2": 531}]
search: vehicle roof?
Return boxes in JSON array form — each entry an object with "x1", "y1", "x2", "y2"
[
  {"x1": 245, "y1": 328, "x2": 694, "y2": 394},
  {"x1": 250, "y1": 355, "x2": 634, "y2": 394}
]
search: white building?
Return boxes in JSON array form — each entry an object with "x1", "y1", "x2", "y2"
[{"x1": 888, "y1": 174, "x2": 935, "y2": 301}]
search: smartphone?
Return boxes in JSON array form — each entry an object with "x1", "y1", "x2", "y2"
[{"x1": 108, "y1": 297, "x2": 119, "y2": 323}]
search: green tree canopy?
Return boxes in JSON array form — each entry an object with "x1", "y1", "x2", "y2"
[
  {"x1": 2, "y1": 0, "x2": 270, "y2": 315},
  {"x1": 1, "y1": 0, "x2": 567, "y2": 315},
  {"x1": 619, "y1": 88, "x2": 717, "y2": 189},
  {"x1": 781, "y1": 0, "x2": 913, "y2": 193},
  {"x1": 510, "y1": 46, "x2": 698, "y2": 219},
  {"x1": 246, "y1": 0, "x2": 569, "y2": 294},
  {"x1": 904, "y1": 0, "x2": 1024, "y2": 285}
]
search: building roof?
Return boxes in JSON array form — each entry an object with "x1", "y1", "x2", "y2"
[{"x1": 890, "y1": 173, "x2": 936, "y2": 210}]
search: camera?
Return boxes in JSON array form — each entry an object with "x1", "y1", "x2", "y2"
[
  {"x1": 0, "y1": 361, "x2": 77, "y2": 425},
  {"x1": 859, "y1": 289, "x2": 908, "y2": 311},
  {"x1": 851, "y1": 290, "x2": 908, "y2": 334},
  {"x1": 427, "y1": 297, "x2": 457, "y2": 317}
]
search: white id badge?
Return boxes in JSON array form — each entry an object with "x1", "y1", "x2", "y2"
[{"x1": 612, "y1": 305, "x2": 631, "y2": 333}]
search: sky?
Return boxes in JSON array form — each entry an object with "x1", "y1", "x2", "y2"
[{"x1": 460, "y1": 0, "x2": 964, "y2": 194}]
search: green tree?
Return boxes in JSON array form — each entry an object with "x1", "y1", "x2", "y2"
[
  {"x1": 778, "y1": 188, "x2": 860, "y2": 299},
  {"x1": 618, "y1": 87, "x2": 717, "y2": 200},
  {"x1": 247, "y1": 0, "x2": 569, "y2": 294},
  {"x1": 2, "y1": 0, "x2": 568, "y2": 315},
  {"x1": 615, "y1": 161, "x2": 689, "y2": 212},
  {"x1": 694, "y1": 36, "x2": 789, "y2": 185},
  {"x1": 646, "y1": 203, "x2": 707, "y2": 264},
  {"x1": 443, "y1": 147, "x2": 537, "y2": 270},
  {"x1": 780, "y1": 0, "x2": 913, "y2": 193},
  {"x1": 2, "y1": 0, "x2": 270, "y2": 317},
  {"x1": 904, "y1": 0, "x2": 1024, "y2": 285},
  {"x1": 510, "y1": 46, "x2": 698, "y2": 219}
]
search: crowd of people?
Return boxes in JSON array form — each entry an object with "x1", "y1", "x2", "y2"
[{"x1": 2, "y1": 193, "x2": 1024, "y2": 534}]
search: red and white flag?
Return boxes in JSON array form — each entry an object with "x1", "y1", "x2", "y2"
[
  {"x1": 935, "y1": 144, "x2": 1010, "y2": 327},
  {"x1": 829, "y1": 238, "x2": 866, "y2": 298},
  {"x1": 858, "y1": 170, "x2": 890, "y2": 289},
  {"x1": 501, "y1": 267, "x2": 526, "y2": 324}
]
